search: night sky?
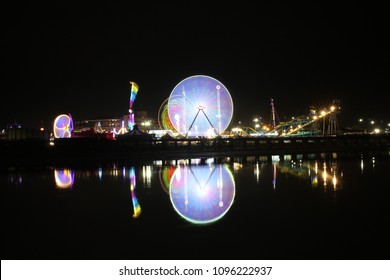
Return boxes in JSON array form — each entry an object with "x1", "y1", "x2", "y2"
[{"x1": 2, "y1": 1, "x2": 388, "y2": 129}]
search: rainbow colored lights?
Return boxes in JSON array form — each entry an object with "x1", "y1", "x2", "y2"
[
  {"x1": 130, "y1": 167, "x2": 141, "y2": 218},
  {"x1": 158, "y1": 98, "x2": 176, "y2": 132},
  {"x1": 128, "y1": 81, "x2": 139, "y2": 130},
  {"x1": 159, "y1": 165, "x2": 177, "y2": 194},
  {"x1": 169, "y1": 164, "x2": 235, "y2": 224},
  {"x1": 168, "y1": 75, "x2": 233, "y2": 137}
]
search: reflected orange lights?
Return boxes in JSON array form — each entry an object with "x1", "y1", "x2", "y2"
[
  {"x1": 320, "y1": 161, "x2": 341, "y2": 190},
  {"x1": 276, "y1": 159, "x2": 341, "y2": 190},
  {"x1": 332, "y1": 173, "x2": 337, "y2": 190}
]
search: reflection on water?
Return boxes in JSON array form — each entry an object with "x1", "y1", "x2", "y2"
[
  {"x1": 142, "y1": 165, "x2": 152, "y2": 188},
  {"x1": 275, "y1": 157, "x2": 342, "y2": 190},
  {"x1": 159, "y1": 165, "x2": 176, "y2": 194},
  {"x1": 169, "y1": 164, "x2": 235, "y2": 224},
  {"x1": 54, "y1": 169, "x2": 74, "y2": 189},
  {"x1": 3, "y1": 151, "x2": 390, "y2": 259},
  {"x1": 5, "y1": 152, "x2": 389, "y2": 226},
  {"x1": 130, "y1": 167, "x2": 141, "y2": 218}
]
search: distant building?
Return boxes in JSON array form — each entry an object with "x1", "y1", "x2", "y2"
[
  {"x1": 74, "y1": 117, "x2": 123, "y2": 134},
  {"x1": 74, "y1": 112, "x2": 158, "y2": 135}
]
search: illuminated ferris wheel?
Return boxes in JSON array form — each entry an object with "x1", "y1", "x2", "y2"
[
  {"x1": 158, "y1": 98, "x2": 177, "y2": 132},
  {"x1": 53, "y1": 114, "x2": 73, "y2": 138},
  {"x1": 167, "y1": 75, "x2": 234, "y2": 137}
]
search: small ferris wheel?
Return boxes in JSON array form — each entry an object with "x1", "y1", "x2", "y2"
[{"x1": 53, "y1": 113, "x2": 73, "y2": 138}]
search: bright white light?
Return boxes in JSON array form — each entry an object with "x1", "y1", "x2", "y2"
[
  {"x1": 197, "y1": 186, "x2": 209, "y2": 197},
  {"x1": 271, "y1": 155, "x2": 280, "y2": 162}
]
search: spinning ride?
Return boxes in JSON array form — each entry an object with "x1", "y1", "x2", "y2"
[
  {"x1": 167, "y1": 75, "x2": 233, "y2": 137},
  {"x1": 53, "y1": 114, "x2": 73, "y2": 138}
]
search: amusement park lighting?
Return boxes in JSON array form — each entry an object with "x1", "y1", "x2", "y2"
[
  {"x1": 253, "y1": 118, "x2": 259, "y2": 122},
  {"x1": 168, "y1": 75, "x2": 233, "y2": 137},
  {"x1": 371, "y1": 121, "x2": 375, "y2": 125},
  {"x1": 255, "y1": 124, "x2": 260, "y2": 129},
  {"x1": 321, "y1": 110, "x2": 327, "y2": 116},
  {"x1": 313, "y1": 116, "x2": 318, "y2": 120},
  {"x1": 359, "y1": 118, "x2": 363, "y2": 122},
  {"x1": 330, "y1": 106, "x2": 335, "y2": 112},
  {"x1": 374, "y1": 128, "x2": 380, "y2": 134}
]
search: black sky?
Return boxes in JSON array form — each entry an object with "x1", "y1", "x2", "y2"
[{"x1": 2, "y1": 1, "x2": 388, "y2": 129}]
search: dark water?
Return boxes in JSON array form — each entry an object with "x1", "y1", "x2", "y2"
[{"x1": 2, "y1": 151, "x2": 390, "y2": 260}]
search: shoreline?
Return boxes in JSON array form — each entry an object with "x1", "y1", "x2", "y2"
[{"x1": 2, "y1": 134, "x2": 390, "y2": 168}]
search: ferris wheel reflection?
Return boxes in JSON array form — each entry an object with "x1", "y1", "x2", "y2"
[
  {"x1": 169, "y1": 164, "x2": 235, "y2": 224},
  {"x1": 54, "y1": 168, "x2": 74, "y2": 189}
]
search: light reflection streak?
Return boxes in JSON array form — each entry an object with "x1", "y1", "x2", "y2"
[
  {"x1": 323, "y1": 162, "x2": 327, "y2": 187},
  {"x1": 122, "y1": 166, "x2": 126, "y2": 180},
  {"x1": 272, "y1": 162, "x2": 277, "y2": 189},
  {"x1": 98, "y1": 167, "x2": 102, "y2": 180},
  {"x1": 255, "y1": 162, "x2": 260, "y2": 183},
  {"x1": 276, "y1": 158, "x2": 342, "y2": 190},
  {"x1": 130, "y1": 167, "x2": 141, "y2": 218},
  {"x1": 142, "y1": 165, "x2": 152, "y2": 188}
]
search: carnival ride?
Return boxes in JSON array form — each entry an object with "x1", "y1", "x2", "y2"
[
  {"x1": 128, "y1": 81, "x2": 139, "y2": 131},
  {"x1": 267, "y1": 103, "x2": 340, "y2": 136},
  {"x1": 158, "y1": 97, "x2": 177, "y2": 132},
  {"x1": 53, "y1": 114, "x2": 74, "y2": 138},
  {"x1": 167, "y1": 75, "x2": 234, "y2": 138},
  {"x1": 231, "y1": 98, "x2": 341, "y2": 137}
]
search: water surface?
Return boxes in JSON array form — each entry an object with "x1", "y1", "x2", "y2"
[{"x1": 2, "y1": 152, "x2": 390, "y2": 259}]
